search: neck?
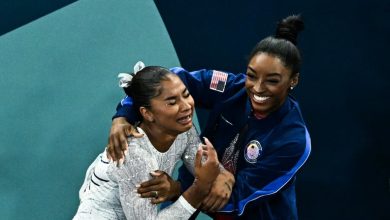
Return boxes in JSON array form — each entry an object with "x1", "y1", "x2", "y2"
[{"x1": 139, "y1": 122, "x2": 178, "y2": 153}]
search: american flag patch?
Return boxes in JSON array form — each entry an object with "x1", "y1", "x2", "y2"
[{"x1": 210, "y1": 70, "x2": 228, "y2": 92}]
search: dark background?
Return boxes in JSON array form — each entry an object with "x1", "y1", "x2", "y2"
[
  {"x1": 153, "y1": 1, "x2": 390, "y2": 219},
  {"x1": 1, "y1": 0, "x2": 389, "y2": 219}
]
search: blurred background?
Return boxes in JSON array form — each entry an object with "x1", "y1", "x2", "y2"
[{"x1": 0, "y1": 0, "x2": 389, "y2": 219}]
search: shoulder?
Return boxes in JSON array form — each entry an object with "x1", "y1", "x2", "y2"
[
  {"x1": 126, "y1": 127, "x2": 155, "y2": 155},
  {"x1": 256, "y1": 99, "x2": 310, "y2": 155},
  {"x1": 271, "y1": 102, "x2": 310, "y2": 157}
]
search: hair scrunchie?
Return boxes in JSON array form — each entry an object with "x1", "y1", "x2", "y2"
[{"x1": 118, "y1": 61, "x2": 145, "y2": 88}]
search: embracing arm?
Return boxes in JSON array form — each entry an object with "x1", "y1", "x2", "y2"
[
  {"x1": 109, "y1": 68, "x2": 245, "y2": 160},
  {"x1": 171, "y1": 67, "x2": 246, "y2": 108},
  {"x1": 112, "y1": 67, "x2": 246, "y2": 120}
]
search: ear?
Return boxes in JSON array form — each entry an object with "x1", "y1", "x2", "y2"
[
  {"x1": 139, "y1": 107, "x2": 155, "y2": 123},
  {"x1": 290, "y1": 72, "x2": 300, "y2": 88}
]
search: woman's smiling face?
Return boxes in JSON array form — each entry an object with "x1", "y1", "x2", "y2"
[{"x1": 245, "y1": 53, "x2": 298, "y2": 118}]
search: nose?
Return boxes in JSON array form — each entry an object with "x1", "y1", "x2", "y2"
[
  {"x1": 253, "y1": 80, "x2": 264, "y2": 93},
  {"x1": 180, "y1": 99, "x2": 192, "y2": 113}
]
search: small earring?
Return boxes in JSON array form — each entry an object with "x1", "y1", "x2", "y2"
[{"x1": 290, "y1": 86, "x2": 294, "y2": 90}]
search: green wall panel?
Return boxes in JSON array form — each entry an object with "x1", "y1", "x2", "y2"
[{"x1": 0, "y1": 0, "x2": 203, "y2": 219}]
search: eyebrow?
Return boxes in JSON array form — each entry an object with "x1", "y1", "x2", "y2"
[
  {"x1": 164, "y1": 88, "x2": 188, "y2": 101},
  {"x1": 267, "y1": 73, "x2": 282, "y2": 78},
  {"x1": 247, "y1": 66, "x2": 281, "y2": 77},
  {"x1": 247, "y1": 66, "x2": 256, "y2": 73}
]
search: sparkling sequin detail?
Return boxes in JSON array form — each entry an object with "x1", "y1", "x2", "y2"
[
  {"x1": 221, "y1": 133, "x2": 240, "y2": 174},
  {"x1": 73, "y1": 126, "x2": 201, "y2": 220}
]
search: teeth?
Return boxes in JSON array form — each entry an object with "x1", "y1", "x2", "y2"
[
  {"x1": 178, "y1": 115, "x2": 192, "y2": 123},
  {"x1": 253, "y1": 94, "x2": 269, "y2": 102}
]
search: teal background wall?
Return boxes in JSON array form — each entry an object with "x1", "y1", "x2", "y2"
[{"x1": 0, "y1": 0, "x2": 206, "y2": 219}]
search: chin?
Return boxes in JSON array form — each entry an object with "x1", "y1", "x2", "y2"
[
  {"x1": 182, "y1": 123, "x2": 193, "y2": 131},
  {"x1": 173, "y1": 124, "x2": 192, "y2": 134},
  {"x1": 251, "y1": 103, "x2": 267, "y2": 114}
]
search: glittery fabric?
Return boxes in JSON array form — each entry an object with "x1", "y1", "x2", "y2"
[
  {"x1": 221, "y1": 133, "x2": 240, "y2": 175},
  {"x1": 73, "y1": 126, "x2": 200, "y2": 220}
]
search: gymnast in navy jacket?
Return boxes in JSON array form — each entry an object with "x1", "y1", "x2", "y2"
[{"x1": 108, "y1": 15, "x2": 311, "y2": 220}]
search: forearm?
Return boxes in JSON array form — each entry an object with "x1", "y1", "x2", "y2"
[{"x1": 182, "y1": 181, "x2": 212, "y2": 209}]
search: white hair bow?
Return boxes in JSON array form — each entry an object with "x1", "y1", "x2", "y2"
[{"x1": 118, "y1": 61, "x2": 145, "y2": 88}]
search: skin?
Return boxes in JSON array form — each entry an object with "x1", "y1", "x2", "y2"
[
  {"x1": 108, "y1": 53, "x2": 299, "y2": 212},
  {"x1": 134, "y1": 74, "x2": 196, "y2": 204},
  {"x1": 139, "y1": 74, "x2": 195, "y2": 152},
  {"x1": 113, "y1": 74, "x2": 220, "y2": 208},
  {"x1": 107, "y1": 75, "x2": 194, "y2": 161},
  {"x1": 200, "y1": 53, "x2": 300, "y2": 213},
  {"x1": 246, "y1": 52, "x2": 299, "y2": 118},
  {"x1": 135, "y1": 75, "x2": 220, "y2": 208},
  {"x1": 135, "y1": 75, "x2": 234, "y2": 209},
  {"x1": 182, "y1": 140, "x2": 220, "y2": 209}
]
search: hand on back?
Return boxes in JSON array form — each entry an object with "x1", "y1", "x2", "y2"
[{"x1": 107, "y1": 117, "x2": 143, "y2": 163}]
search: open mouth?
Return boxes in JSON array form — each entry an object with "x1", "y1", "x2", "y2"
[
  {"x1": 252, "y1": 94, "x2": 270, "y2": 104},
  {"x1": 177, "y1": 114, "x2": 192, "y2": 125}
]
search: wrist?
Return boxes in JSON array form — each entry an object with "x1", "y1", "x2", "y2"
[
  {"x1": 112, "y1": 117, "x2": 128, "y2": 125},
  {"x1": 192, "y1": 179, "x2": 213, "y2": 197},
  {"x1": 170, "y1": 181, "x2": 182, "y2": 201},
  {"x1": 220, "y1": 169, "x2": 235, "y2": 190},
  {"x1": 182, "y1": 181, "x2": 212, "y2": 208}
]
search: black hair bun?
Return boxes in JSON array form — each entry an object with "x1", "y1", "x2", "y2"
[{"x1": 275, "y1": 15, "x2": 304, "y2": 45}]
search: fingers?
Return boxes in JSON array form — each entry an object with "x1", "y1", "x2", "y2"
[
  {"x1": 194, "y1": 145, "x2": 203, "y2": 169},
  {"x1": 106, "y1": 146, "x2": 115, "y2": 161},
  {"x1": 203, "y1": 137, "x2": 217, "y2": 158},
  {"x1": 203, "y1": 137, "x2": 212, "y2": 147},
  {"x1": 107, "y1": 134, "x2": 118, "y2": 161},
  {"x1": 150, "y1": 170, "x2": 163, "y2": 177},
  {"x1": 115, "y1": 133, "x2": 126, "y2": 161},
  {"x1": 201, "y1": 194, "x2": 228, "y2": 212},
  {"x1": 107, "y1": 134, "x2": 126, "y2": 163},
  {"x1": 137, "y1": 185, "x2": 159, "y2": 197},
  {"x1": 137, "y1": 172, "x2": 165, "y2": 195},
  {"x1": 128, "y1": 126, "x2": 144, "y2": 138},
  {"x1": 201, "y1": 195, "x2": 215, "y2": 211},
  {"x1": 150, "y1": 196, "x2": 165, "y2": 204},
  {"x1": 217, "y1": 198, "x2": 229, "y2": 211},
  {"x1": 138, "y1": 178, "x2": 160, "y2": 190},
  {"x1": 119, "y1": 135, "x2": 128, "y2": 152},
  {"x1": 209, "y1": 198, "x2": 225, "y2": 212},
  {"x1": 138, "y1": 190, "x2": 159, "y2": 198},
  {"x1": 108, "y1": 119, "x2": 138, "y2": 163},
  {"x1": 121, "y1": 125, "x2": 133, "y2": 151}
]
